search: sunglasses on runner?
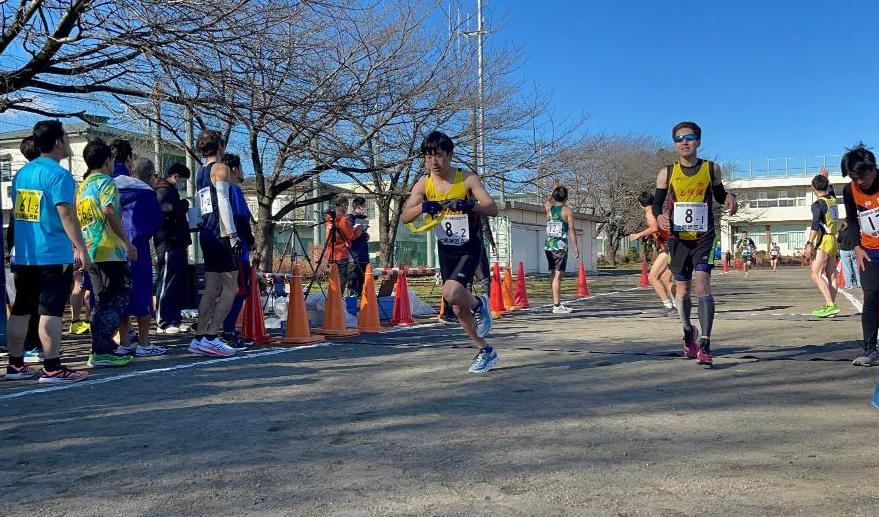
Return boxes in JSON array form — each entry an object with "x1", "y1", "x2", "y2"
[{"x1": 673, "y1": 133, "x2": 699, "y2": 143}]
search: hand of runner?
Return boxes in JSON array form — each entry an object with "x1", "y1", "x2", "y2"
[
  {"x1": 76, "y1": 247, "x2": 92, "y2": 271},
  {"x1": 574, "y1": 247, "x2": 581, "y2": 259},
  {"x1": 855, "y1": 246, "x2": 871, "y2": 272},
  {"x1": 803, "y1": 245, "x2": 812, "y2": 261},
  {"x1": 422, "y1": 201, "x2": 442, "y2": 216},
  {"x1": 724, "y1": 193, "x2": 738, "y2": 215},
  {"x1": 551, "y1": 178, "x2": 560, "y2": 189},
  {"x1": 819, "y1": 165, "x2": 830, "y2": 178},
  {"x1": 230, "y1": 237, "x2": 243, "y2": 259},
  {"x1": 126, "y1": 243, "x2": 138, "y2": 263},
  {"x1": 441, "y1": 199, "x2": 475, "y2": 212},
  {"x1": 657, "y1": 214, "x2": 670, "y2": 230}
]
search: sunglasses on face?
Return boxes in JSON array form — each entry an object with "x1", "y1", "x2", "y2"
[{"x1": 673, "y1": 133, "x2": 699, "y2": 143}]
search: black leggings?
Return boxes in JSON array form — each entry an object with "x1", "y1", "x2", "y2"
[{"x1": 861, "y1": 258, "x2": 879, "y2": 351}]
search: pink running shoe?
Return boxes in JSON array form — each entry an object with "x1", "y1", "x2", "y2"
[
  {"x1": 683, "y1": 326, "x2": 700, "y2": 359},
  {"x1": 697, "y1": 347, "x2": 713, "y2": 366}
]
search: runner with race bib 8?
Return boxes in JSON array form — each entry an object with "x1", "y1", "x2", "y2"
[
  {"x1": 402, "y1": 131, "x2": 500, "y2": 374},
  {"x1": 652, "y1": 121, "x2": 738, "y2": 367}
]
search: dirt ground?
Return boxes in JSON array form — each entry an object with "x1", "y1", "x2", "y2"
[{"x1": 2, "y1": 267, "x2": 878, "y2": 517}]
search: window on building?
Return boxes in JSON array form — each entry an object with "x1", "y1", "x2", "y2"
[{"x1": 0, "y1": 153, "x2": 11, "y2": 181}]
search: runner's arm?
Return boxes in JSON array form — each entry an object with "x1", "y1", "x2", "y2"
[
  {"x1": 401, "y1": 178, "x2": 427, "y2": 224},
  {"x1": 464, "y1": 172, "x2": 498, "y2": 216},
  {"x1": 564, "y1": 206, "x2": 580, "y2": 258},
  {"x1": 843, "y1": 185, "x2": 861, "y2": 248},
  {"x1": 652, "y1": 166, "x2": 669, "y2": 217},
  {"x1": 57, "y1": 203, "x2": 91, "y2": 268},
  {"x1": 211, "y1": 163, "x2": 238, "y2": 239},
  {"x1": 629, "y1": 210, "x2": 659, "y2": 241}
]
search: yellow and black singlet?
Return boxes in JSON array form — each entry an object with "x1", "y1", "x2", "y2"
[
  {"x1": 423, "y1": 168, "x2": 480, "y2": 252},
  {"x1": 668, "y1": 160, "x2": 715, "y2": 241}
]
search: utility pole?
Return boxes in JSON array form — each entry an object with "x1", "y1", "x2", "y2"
[
  {"x1": 476, "y1": 0, "x2": 494, "y2": 201},
  {"x1": 184, "y1": 106, "x2": 200, "y2": 264}
]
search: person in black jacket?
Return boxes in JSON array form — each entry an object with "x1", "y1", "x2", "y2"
[
  {"x1": 152, "y1": 162, "x2": 193, "y2": 334},
  {"x1": 347, "y1": 197, "x2": 371, "y2": 296}
]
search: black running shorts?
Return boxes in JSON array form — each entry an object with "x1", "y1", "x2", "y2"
[
  {"x1": 545, "y1": 249, "x2": 568, "y2": 272},
  {"x1": 667, "y1": 235, "x2": 715, "y2": 281},
  {"x1": 12, "y1": 264, "x2": 75, "y2": 317},
  {"x1": 439, "y1": 249, "x2": 480, "y2": 287},
  {"x1": 200, "y1": 232, "x2": 236, "y2": 273}
]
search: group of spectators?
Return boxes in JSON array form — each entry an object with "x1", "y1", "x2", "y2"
[{"x1": 4, "y1": 121, "x2": 255, "y2": 383}]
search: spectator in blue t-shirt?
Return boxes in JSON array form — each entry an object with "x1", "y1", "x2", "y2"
[{"x1": 5, "y1": 120, "x2": 91, "y2": 384}]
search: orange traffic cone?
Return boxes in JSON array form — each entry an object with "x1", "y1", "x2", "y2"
[
  {"x1": 357, "y1": 264, "x2": 384, "y2": 333},
  {"x1": 514, "y1": 261, "x2": 530, "y2": 309},
  {"x1": 638, "y1": 258, "x2": 650, "y2": 288},
  {"x1": 837, "y1": 259, "x2": 846, "y2": 289},
  {"x1": 281, "y1": 267, "x2": 325, "y2": 345},
  {"x1": 489, "y1": 262, "x2": 506, "y2": 317},
  {"x1": 577, "y1": 259, "x2": 590, "y2": 296},
  {"x1": 502, "y1": 263, "x2": 517, "y2": 310},
  {"x1": 391, "y1": 265, "x2": 416, "y2": 326},
  {"x1": 316, "y1": 263, "x2": 360, "y2": 337},
  {"x1": 242, "y1": 268, "x2": 273, "y2": 345},
  {"x1": 722, "y1": 257, "x2": 729, "y2": 273}
]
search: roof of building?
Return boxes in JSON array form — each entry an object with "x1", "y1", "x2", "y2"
[{"x1": 0, "y1": 122, "x2": 185, "y2": 151}]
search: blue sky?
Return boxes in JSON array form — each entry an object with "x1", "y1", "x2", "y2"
[{"x1": 491, "y1": 0, "x2": 879, "y2": 170}]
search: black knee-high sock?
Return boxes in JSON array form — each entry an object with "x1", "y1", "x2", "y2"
[
  {"x1": 697, "y1": 294, "x2": 715, "y2": 339},
  {"x1": 677, "y1": 296, "x2": 693, "y2": 333}
]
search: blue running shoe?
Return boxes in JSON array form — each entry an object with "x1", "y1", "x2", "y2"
[
  {"x1": 472, "y1": 294, "x2": 492, "y2": 338},
  {"x1": 468, "y1": 347, "x2": 499, "y2": 374}
]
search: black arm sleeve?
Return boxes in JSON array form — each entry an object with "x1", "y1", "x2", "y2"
[
  {"x1": 711, "y1": 183, "x2": 728, "y2": 204},
  {"x1": 843, "y1": 185, "x2": 862, "y2": 247},
  {"x1": 652, "y1": 188, "x2": 668, "y2": 217},
  {"x1": 810, "y1": 202, "x2": 825, "y2": 231}
]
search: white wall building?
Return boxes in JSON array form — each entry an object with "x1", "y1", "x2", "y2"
[{"x1": 722, "y1": 169, "x2": 848, "y2": 256}]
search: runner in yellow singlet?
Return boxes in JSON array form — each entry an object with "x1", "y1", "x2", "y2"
[
  {"x1": 402, "y1": 131, "x2": 500, "y2": 374},
  {"x1": 803, "y1": 173, "x2": 840, "y2": 318},
  {"x1": 651, "y1": 121, "x2": 738, "y2": 368}
]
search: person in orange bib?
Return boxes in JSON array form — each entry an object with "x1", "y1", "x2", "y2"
[
  {"x1": 651, "y1": 122, "x2": 738, "y2": 367},
  {"x1": 842, "y1": 144, "x2": 879, "y2": 366}
]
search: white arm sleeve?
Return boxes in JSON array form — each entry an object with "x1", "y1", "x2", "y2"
[{"x1": 215, "y1": 181, "x2": 238, "y2": 237}]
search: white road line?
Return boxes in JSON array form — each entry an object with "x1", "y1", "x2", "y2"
[
  {"x1": 0, "y1": 288, "x2": 642, "y2": 402},
  {"x1": 839, "y1": 288, "x2": 864, "y2": 313}
]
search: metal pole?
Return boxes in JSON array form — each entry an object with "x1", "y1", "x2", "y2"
[
  {"x1": 153, "y1": 101, "x2": 162, "y2": 169},
  {"x1": 185, "y1": 107, "x2": 200, "y2": 264},
  {"x1": 313, "y1": 176, "x2": 322, "y2": 246},
  {"x1": 476, "y1": 0, "x2": 494, "y2": 201}
]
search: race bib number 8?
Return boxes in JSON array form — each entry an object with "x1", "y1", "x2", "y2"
[
  {"x1": 859, "y1": 207, "x2": 879, "y2": 237},
  {"x1": 673, "y1": 202, "x2": 709, "y2": 233},
  {"x1": 434, "y1": 214, "x2": 469, "y2": 246},
  {"x1": 14, "y1": 189, "x2": 42, "y2": 222},
  {"x1": 197, "y1": 187, "x2": 214, "y2": 215},
  {"x1": 546, "y1": 221, "x2": 564, "y2": 238}
]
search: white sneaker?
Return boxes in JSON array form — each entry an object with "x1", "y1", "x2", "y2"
[
  {"x1": 552, "y1": 305, "x2": 573, "y2": 314},
  {"x1": 177, "y1": 322, "x2": 192, "y2": 332},
  {"x1": 135, "y1": 345, "x2": 168, "y2": 357},
  {"x1": 662, "y1": 300, "x2": 674, "y2": 310},
  {"x1": 188, "y1": 337, "x2": 236, "y2": 357},
  {"x1": 159, "y1": 325, "x2": 181, "y2": 335}
]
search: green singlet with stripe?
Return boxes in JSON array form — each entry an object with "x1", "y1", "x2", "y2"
[{"x1": 545, "y1": 205, "x2": 568, "y2": 251}]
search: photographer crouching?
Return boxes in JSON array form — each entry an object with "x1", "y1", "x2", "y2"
[{"x1": 325, "y1": 196, "x2": 364, "y2": 296}]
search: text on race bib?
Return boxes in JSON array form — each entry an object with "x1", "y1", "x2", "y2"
[
  {"x1": 829, "y1": 204, "x2": 839, "y2": 220},
  {"x1": 859, "y1": 207, "x2": 879, "y2": 237},
  {"x1": 673, "y1": 202, "x2": 709, "y2": 233},
  {"x1": 434, "y1": 214, "x2": 469, "y2": 246},
  {"x1": 14, "y1": 189, "x2": 42, "y2": 222},
  {"x1": 198, "y1": 187, "x2": 214, "y2": 215},
  {"x1": 546, "y1": 221, "x2": 564, "y2": 238},
  {"x1": 76, "y1": 197, "x2": 99, "y2": 229}
]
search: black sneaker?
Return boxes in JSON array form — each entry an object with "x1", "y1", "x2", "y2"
[{"x1": 222, "y1": 333, "x2": 251, "y2": 351}]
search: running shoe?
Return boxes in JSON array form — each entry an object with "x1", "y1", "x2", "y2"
[
  {"x1": 39, "y1": 365, "x2": 89, "y2": 384},
  {"x1": 812, "y1": 304, "x2": 840, "y2": 318},
  {"x1": 222, "y1": 333, "x2": 251, "y2": 352},
  {"x1": 115, "y1": 344, "x2": 137, "y2": 356},
  {"x1": 552, "y1": 304, "x2": 573, "y2": 314},
  {"x1": 69, "y1": 320, "x2": 90, "y2": 335},
  {"x1": 662, "y1": 300, "x2": 674, "y2": 310},
  {"x1": 23, "y1": 347, "x2": 42, "y2": 364},
  {"x1": 472, "y1": 294, "x2": 492, "y2": 338},
  {"x1": 852, "y1": 350, "x2": 879, "y2": 367},
  {"x1": 135, "y1": 345, "x2": 168, "y2": 357},
  {"x1": 441, "y1": 313, "x2": 459, "y2": 325},
  {"x1": 87, "y1": 354, "x2": 133, "y2": 367},
  {"x1": 697, "y1": 339, "x2": 713, "y2": 366},
  {"x1": 682, "y1": 326, "x2": 700, "y2": 359},
  {"x1": 188, "y1": 337, "x2": 236, "y2": 357},
  {"x1": 5, "y1": 364, "x2": 39, "y2": 380},
  {"x1": 468, "y1": 347, "x2": 499, "y2": 374}
]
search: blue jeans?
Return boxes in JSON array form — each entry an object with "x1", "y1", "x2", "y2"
[{"x1": 839, "y1": 249, "x2": 861, "y2": 288}]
